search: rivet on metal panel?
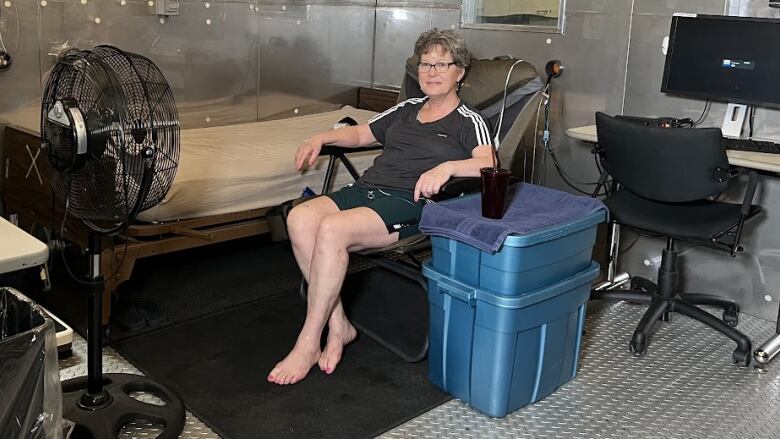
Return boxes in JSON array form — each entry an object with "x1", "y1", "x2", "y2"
[
  {"x1": 148, "y1": 1, "x2": 154, "y2": 7},
  {"x1": 159, "y1": 17, "x2": 166, "y2": 24},
  {"x1": 546, "y1": 38, "x2": 552, "y2": 44},
  {"x1": 765, "y1": 294, "x2": 773, "y2": 302},
  {"x1": 205, "y1": 117, "x2": 211, "y2": 123},
  {"x1": 94, "y1": 17, "x2": 101, "y2": 24},
  {"x1": 294, "y1": 108, "x2": 299, "y2": 114},
  {"x1": 3, "y1": 1, "x2": 9, "y2": 8},
  {"x1": 120, "y1": 0, "x2": 126, "y2": 6},
  {"x1": 204, "y1": 2, "x2": 210, "y2": 8},
  {"x1": 40, "y1": 0, "x2": 47, "y2": 7},
  {"x1": 80, "y1": 0, "x2": 87, "y2": 5},
  {"x1": 206, "y1": 18, "x2": 211, "y2": 25}
]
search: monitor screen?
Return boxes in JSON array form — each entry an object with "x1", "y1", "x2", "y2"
[{"x1": 661, "y1": 14, "x2": 780, "y2": 108}]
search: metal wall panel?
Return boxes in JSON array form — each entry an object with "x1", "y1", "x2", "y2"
[
  {"x1": 257, "y1": 3, "x2": 374, "y2": 119},
  {"x1": 0, "y1": 0, "x2": 40, "y2": 112},
  {"x1": 37, "y1": 0, "x2": 261, "y2": 128},
  {"x1": 373, "y1": 7, "x2": 435, "y2": 88}
]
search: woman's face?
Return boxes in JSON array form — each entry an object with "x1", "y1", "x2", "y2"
[{"x1": 418, "y1": 45, "x2": 464, "y2": 100}]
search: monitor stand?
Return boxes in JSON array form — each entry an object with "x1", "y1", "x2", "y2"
[{"x1": 722, "y1": 103, "x2": 747, "y2": 138}]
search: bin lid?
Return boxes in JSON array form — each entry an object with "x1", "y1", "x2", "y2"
[
  {"x1": 420, "y1": 183, "x2": 607, "y2": 253},
  {"x1": 423, "y1": 261, "x2": 600, "y2": 309}
]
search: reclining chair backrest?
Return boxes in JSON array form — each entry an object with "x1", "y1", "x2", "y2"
[{"x1": 398, "y1": 56, "x2": 544, "y2": 170}]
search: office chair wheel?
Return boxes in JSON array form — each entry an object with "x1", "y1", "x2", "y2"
[
  {"x1": 629, "y1": 277, "x2": 654, "y2": 294},
  {"x1": 723, "y1": 309, "x2": 739, "y2": 327},
  {"x1": 629, "y1": 340, "x2": 647, "y2": 357},
  {"x1": 732, "y1": 348, "x2": 750, "y2": 367}
]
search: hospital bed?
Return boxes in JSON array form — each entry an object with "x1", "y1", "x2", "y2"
[{"x1": 1, "y1": 102, "x2": 381, "y2": 325}]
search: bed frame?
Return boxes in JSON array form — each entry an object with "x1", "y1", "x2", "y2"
[{"x1": 1, "y1": 88, "x2": 397, "y2": 325}]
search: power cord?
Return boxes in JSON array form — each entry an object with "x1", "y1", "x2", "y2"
[
  {"x1": 692, "y1": 100, "x2": 710, "y2": 127},
  {"x1": 536, "y1": 66, "x2": 609, "y2": 197}
]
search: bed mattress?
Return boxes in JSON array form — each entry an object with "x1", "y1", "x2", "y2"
[{"x1": 0, "y1": 104, "x2": 380, "y2": 222}]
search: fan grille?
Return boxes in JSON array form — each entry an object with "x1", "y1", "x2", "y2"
[{"x1": 41, "y1": 46, "x2": 179, "y2": 227}]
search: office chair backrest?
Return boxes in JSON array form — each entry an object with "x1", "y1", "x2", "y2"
[
  {"x1": 399, "y1": 56, "x2": 544, "y2": 169},
  {"x1": 595, "y1": 112, "x2": 729, "y2": 202}
]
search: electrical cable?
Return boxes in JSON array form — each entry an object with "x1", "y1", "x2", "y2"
[
  {"x1": 537, "y1": 76, "x2": 609, "y2": 196},
  {"x1": 692, "y1": 100, "x2": 710, "y2": 127},
  {"x1": 748, "y1": 105, "x2": 755, "y2": 138},
  {"x1": 493, "y1": 59, "x2": 525, "y2": 150},
  {"x1": 0, "y1": 2, "x2": 18, "y2": 70}
]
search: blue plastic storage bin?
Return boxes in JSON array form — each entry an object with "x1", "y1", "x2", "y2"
[
  {"x1": 430, "y1": 209, "x2": 605, "y2": 296},
  {"x1": 424, "y1": 261, "x2": 600, "y2": 418}
]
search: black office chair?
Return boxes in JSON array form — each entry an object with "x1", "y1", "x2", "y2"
[{"x1": 590, "y1": 112, "x2": 761, "y2": 366}]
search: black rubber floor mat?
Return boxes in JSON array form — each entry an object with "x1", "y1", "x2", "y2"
[{"x1": 112, "y1": 290, "x2": 449, "y2": 439}]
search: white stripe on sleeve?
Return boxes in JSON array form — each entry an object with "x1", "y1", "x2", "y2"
[
  {"x1": 368, "y1": 97, "x2": 427, "y2": 123},
  {"x1": 457, "y1": 106, "x2": 492, "y2": 147}
]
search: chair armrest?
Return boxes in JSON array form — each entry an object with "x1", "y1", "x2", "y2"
[
  {"x1": 319, "y1": 144, "x2": 382, "y2": 156},
  {"x1": 436, "y1": 176, "x2": 521, "y2": 201},
  {"x1": 437, "y1": 177, "x2": 481, "y2": 199}
]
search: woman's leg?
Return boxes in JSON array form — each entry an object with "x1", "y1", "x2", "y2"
[
  {"x1": 268, "y1": 207, "x2": 398, "y2": 384},
  {"x1": 286, "y1": 196, "x2": 353, "y2": 372},
  {"x1": 286, "y1": 196, "x2": 340, "y2": 282}
]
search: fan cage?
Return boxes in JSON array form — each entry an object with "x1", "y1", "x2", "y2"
[{"x1": 41, "y1": 45, "x2": 179, "y2": 227}]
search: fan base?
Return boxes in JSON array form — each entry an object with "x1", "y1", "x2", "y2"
[{"x1": 63, "y1": 373, "x2": 185, "y2": 439}]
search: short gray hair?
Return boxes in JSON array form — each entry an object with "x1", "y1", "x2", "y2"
[{"x1": 414, "y1": 28, "x2": 471, "y2": 71}]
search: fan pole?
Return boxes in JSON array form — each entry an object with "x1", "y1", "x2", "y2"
[{"x1": 84, "y1": 233, "x2": 111, "y2": 406}]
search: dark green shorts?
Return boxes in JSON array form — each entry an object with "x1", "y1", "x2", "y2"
[{"x1": 325, "y1": 183, "x2": 428, "y2": 239}]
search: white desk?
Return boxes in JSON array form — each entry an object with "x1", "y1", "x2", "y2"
[
  {"x1": 0, "y1": 216, "x2": 48, "y2": 274},
  {"x1": 1, "y1": 216, "x2": 73, "y2": 352},
  {"x1": 566, "y1": 125, "x2": 780, "y2": 174}
]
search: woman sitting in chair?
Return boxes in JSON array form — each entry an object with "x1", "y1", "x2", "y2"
[{"x1": 268, "y1": 28, "x2": 494, "y2": 385}]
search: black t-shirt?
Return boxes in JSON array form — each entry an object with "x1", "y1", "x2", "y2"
[{"x1": 359, "y1": 97, "x2": 492, "y2": 191}]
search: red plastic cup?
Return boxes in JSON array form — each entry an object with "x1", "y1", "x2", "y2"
[{"x1": 480, "y1": 167, "x2": 511, "y2": 219}]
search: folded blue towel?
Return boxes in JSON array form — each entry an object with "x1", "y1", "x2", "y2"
[{"x1": 419, "y1": 183, "x2": 607, "y2": 253}]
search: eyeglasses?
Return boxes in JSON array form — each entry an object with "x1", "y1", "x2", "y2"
[{"x1": 417, "y1": 61, "x2": 457, "y2": 73}]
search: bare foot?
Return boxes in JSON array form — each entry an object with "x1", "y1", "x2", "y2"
[
  {"x1": 318, "y1": 321, "x2": 358, "y2": 374},
  {"x1": 268, "y1": 343, "x2": 321, "y2": 385}
]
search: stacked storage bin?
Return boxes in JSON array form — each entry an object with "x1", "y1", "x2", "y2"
[{"x1": 422, "y1": 210, "x2": 605, "y2": 418}]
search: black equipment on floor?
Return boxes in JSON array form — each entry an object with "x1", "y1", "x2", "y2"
[
  {"x1": 40, "y1": 45, "x2": 184, "y2": 438},
  {"x1": 590, "y1": 112, "x2": 761, "y2": 366}
]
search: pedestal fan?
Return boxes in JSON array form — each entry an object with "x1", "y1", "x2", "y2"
[{"x1": 41, "y1": 45, "x2": 183, "y2": 438}]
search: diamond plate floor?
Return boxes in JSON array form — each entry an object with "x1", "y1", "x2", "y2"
[{"x1": 60, "y1": 300, "x2": 780, "y2": 438}]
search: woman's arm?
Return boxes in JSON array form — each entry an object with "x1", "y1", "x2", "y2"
[
  {"x1": 295, "y1": 124, "x2": 377, "y2": 171},
  {"x1": 413, "y1": 144, "x2": 494, "y2": 202}
]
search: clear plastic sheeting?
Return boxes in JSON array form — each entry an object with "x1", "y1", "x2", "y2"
[{"x1": 0, "y1": 287, "x2": 62, "y2": 439}]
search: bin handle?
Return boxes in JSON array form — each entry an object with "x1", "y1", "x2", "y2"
[{"x1": 436, "y1": 276, "x2": 477, "y2": 307}]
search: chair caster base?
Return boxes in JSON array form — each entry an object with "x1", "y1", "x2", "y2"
[
  {"x1": 630, "y1": 340, "x2": 646, "y2": 357},
  {"x1": 723, "y1": 309, "x2": 739, "y2": 327},
  {"x1": 733, "y1": 348, "x2": 751, "y2": 367}
]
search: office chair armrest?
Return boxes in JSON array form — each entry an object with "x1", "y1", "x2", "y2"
[
  {"x1": 437, "y1": 177, "x2": 481, "y2": 199},
  {"x1": 319, "y1": 144, "x2": 383, "y2": 156},
  {"x1": 435, "y1": 176, "x2": 522, "y2": 201},
  {"x1": 740, "y1": 169, "x2": 759, "y2": 216}
]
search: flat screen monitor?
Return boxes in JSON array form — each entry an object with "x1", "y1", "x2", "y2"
[{"x1": 661, "y1": 14, "x2": 780, "y2": 109}]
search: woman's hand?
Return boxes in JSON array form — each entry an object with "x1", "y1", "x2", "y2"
[
  {"x1": 295, "y1": 137, "x2": 323, "y2": 171},
  {"x1": 414, "y1": 162, "x2": 454, "y2": 202}
]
